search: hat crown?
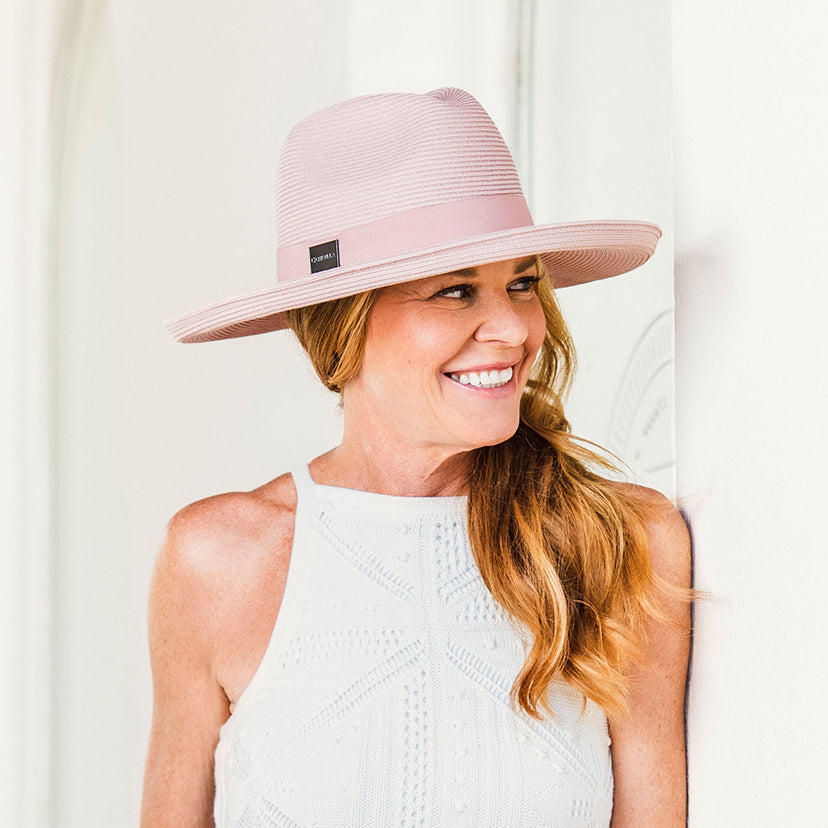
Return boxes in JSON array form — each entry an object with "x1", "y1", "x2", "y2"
[
  {"x1": 165, "y1": 86, "x2": 661, "y2": 344},
  {"x1": 275, "y1": 88, "x2": 524, "y2": 248}
]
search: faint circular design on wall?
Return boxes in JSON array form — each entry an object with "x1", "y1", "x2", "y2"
[{"x1": 606, "y1": 310, "x2": 675, "y2": 495}]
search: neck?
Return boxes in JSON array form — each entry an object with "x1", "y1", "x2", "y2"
[{"x1": 310, "y1": 405, "x2": 473, "y2": 498}]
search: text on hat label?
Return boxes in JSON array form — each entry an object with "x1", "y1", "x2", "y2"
[{"x1": 309, "y1": 240, "x2": 340, "y2": 273}]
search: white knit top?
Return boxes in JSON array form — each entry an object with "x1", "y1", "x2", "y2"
[{"x1": 214, "y1": 464, "x2": 614, "y2": 827}]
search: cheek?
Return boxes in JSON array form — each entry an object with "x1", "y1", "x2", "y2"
[
  {"x1": 410, "y1": 319, "x2": 455, "y2": 365},
  {"x1": 387, "y1": 315, "x2": 454, "y2": 367},
  {"x1": 361, "y1": 310, "x2": 449, "y2": 391},
  {"x1": 525, "y1": 301, "x2": 547, "y2": 357}
]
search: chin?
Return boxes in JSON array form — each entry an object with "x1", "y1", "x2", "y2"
[{"x1": 458, "y1": 418, "x2": 521, "y2": 451}]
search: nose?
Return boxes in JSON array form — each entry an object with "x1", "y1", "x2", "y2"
[{"x1": 473, "y1": 290, "x2": 530, "y2": 346}]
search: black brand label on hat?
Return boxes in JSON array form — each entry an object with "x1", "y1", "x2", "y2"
[{"x1": 309, "y1": 240, "x2": 340, "y2": 273}]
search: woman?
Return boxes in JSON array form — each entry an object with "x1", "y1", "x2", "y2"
[{"x1": 142, "y1": 88, "x2": 691, "y2": 827}]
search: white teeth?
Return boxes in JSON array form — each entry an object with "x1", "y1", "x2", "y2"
[{"x1": 448, "y1": 366, "x2": 513, "y2": 388}]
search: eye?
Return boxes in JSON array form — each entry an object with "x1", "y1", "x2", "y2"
[
  {"x1": 434, "y1": 283, "x2": 473, "y2": 300},
  {"x1": 509, "y1": 275, "x2": 541, "y2": 293}
]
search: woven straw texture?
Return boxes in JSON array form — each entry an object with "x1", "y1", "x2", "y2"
[{"x1": 166, "y1": 88, "x2": 660, "y2": 343}]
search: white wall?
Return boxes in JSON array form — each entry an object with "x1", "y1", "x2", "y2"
[
  {"x1": 347, "y1": 0, "x2": 516, "y2": 138},
  {"x1": 531, "y1": 0, "x2": 676, "y2": 495},
  {"x1": 675, "y1": 1, "x2": 828, "y2": 824},
  {"x1": 1, "y1": 7, "x2": 28, "y2": 823},
  {"x1": 2, "y1": 1, "x2": 65, "y2": 824},
  {"x1": 52, "y1": 1, "x2": 131, "y2": 819}
]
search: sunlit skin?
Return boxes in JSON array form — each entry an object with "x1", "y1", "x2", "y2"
[{"x1": 312, "y1": 256, "x2": 547, "y2": 497}]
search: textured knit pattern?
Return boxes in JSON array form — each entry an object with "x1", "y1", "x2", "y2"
[{"x1": 214, "y1": 465, "x2": 614, "y2": 827}]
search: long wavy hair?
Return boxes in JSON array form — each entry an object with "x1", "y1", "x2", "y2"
[{"x1": 287, "y1": 258, "x2": 680, "y2": 719}]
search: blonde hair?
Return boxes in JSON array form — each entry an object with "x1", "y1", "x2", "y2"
[{"x1": 287, "y1": 260, "x2": 680, "y2": 719}]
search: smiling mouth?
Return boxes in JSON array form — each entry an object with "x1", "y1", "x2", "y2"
[{"x1": 446, "y1": 365, "x2": 514, "y2": 389}]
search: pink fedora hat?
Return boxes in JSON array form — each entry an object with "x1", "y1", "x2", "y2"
[{"x1": 166, "y1": 87, "x2": 661, "y2": 344}]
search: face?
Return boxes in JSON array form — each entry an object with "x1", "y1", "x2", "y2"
[{"x1": 344, "y1": 256, "x2": 547, "y2": 456}]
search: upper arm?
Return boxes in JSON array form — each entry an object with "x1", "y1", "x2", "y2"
[
  {"x1": 609, "y1": 487, "x2": 693, "y2": 828},
  {"x1": 141, "y1": 502, "x2": 234, "y2": 828}
]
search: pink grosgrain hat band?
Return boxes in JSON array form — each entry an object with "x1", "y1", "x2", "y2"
[{"x1": 165, "y1": 87, "x2": 661, "y2": 344}]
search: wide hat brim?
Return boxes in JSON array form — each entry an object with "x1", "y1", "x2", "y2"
[{"x1": 165, "y1": 219, "x2": 660, "y2": 344}]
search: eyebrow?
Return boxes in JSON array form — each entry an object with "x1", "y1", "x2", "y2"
[{"x1": 443, "y1": 256, "x2": 537, "y2": 278}]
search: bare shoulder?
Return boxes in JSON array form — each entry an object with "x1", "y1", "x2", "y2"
[
  {"x1": 159, "y1": 472, "x2": 296, "y2": 580},
  {"x1": 612, "y1": 482, "x2": 691, "y2": 588},
  {"x1": 165, "y1": 471, "x2": 297, "y2": 552},
  {"x1": 142, "y1": 473, "x2": 298, "y2": 826},
  {"x1": 149, "y1": 472, "x2": 298, "y2": 659}
]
